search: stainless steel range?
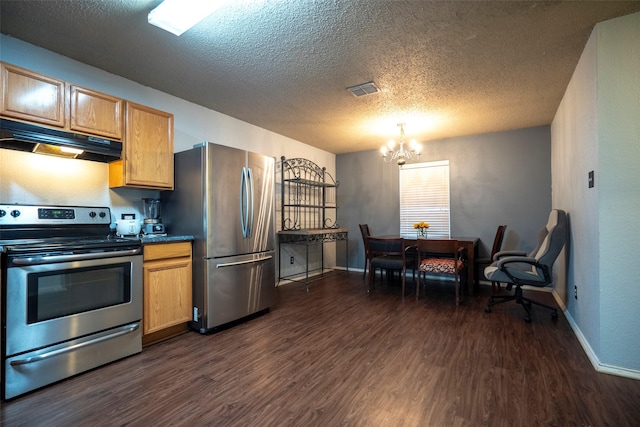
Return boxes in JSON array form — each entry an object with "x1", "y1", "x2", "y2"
[{"x1": 0, "y1": 204, "x2": 143, "y2": 400}]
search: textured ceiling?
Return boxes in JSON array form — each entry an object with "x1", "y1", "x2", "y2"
[{"x1": 2, "y1": 0, "x2": 640, "y2": 154}]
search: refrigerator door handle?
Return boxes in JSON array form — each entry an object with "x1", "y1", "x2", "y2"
[
  {"x1": 247, "y1": 167, "x2": 254, "y2": 238},
  {"x1": 216, "y1": 255, "x2": 273, "y2": 268},
  {"x1": 240, "y1": 167, "x2": 249, "y2": 238}
]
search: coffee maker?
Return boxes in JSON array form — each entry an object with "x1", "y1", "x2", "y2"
[{"x1": 142, "y1": 198, "x2": 165, "y2": 235}]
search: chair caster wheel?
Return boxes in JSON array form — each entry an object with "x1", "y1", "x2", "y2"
[
  {"x1": 524, "y1": 316, "x2": 532, "y2": 323},
  {"x1": 551, "y1": 311, "x2": 558, "y2": 321},
  {"x1": 485, "y1": 305, "x2": 492, "y2": 313}
]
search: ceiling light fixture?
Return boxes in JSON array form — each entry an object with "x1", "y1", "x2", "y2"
[
  {"x1": 148, "y1": 0, "x2": 228, "y2": 36},
  {"x1": 380, "y1": 123, "x2": 421, "y2": 167}
]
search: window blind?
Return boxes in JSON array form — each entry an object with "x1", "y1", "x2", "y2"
[{"x1": 399, "y1": 160, "x2": 450, "y2": 238}]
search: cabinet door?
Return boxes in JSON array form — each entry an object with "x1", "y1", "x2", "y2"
[
  {"x1": 70, "y1": 85, "x2": 123, "y2": 139},
  {"x1": 0, "y1": 62, "x2": 65, "y2": 127},
  {"x1": 122, "y1": 102, "x2": 174, "y2": 189},
  {"x1": 143, "y1": 256, "x2": 192, "y2": 335}
]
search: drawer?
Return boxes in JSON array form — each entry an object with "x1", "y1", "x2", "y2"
[{"x1": 144, "y1": 241, "x2": 191, "y2": 261}]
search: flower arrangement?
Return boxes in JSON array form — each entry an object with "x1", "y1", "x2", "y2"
[{"x1": 413, "y1": 221, "x2": 429, "y2": 237}]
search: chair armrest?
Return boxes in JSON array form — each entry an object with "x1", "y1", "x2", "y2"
[
  {"x1": 496, "y1": 256, "x2": 536, "y2": 269},
  {"x1": 493, "y1": 250, "x2": 527, "y2": 261},
  {"x1": 496, "y1": 256, "x2": 538, "y2": 269},
  {"x1": 496, "y1": 256, "x2": 552, "y2": 284}
]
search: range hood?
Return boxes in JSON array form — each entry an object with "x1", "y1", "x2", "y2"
[{"x1": 0, "y1": 118, "x2": 122, "y2": 163}]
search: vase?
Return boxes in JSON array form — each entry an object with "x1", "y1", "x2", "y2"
[{"x1": 417, "y1": 229, "x2": 427, "y2": 238}]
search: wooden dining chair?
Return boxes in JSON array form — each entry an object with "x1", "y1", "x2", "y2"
[
  {"x1": 366, "y1": 236, "x2": 412, "y2": 298},
  {"x1": 359, "y1": 224, "x2": 371, "y2": 280},
  {"x1": 416, "y1": 239, "x2": 466, "y2": 305},
  {"x1": 474, "y1": 225, "x2": 507, "y2": 292}
]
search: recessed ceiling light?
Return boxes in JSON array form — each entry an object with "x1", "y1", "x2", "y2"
[
  {"x1": 346, "y1": 82, "x2": 380, "y2": 97},
  {"x1": 148, "y1": 0, "x2": 230, "y2": 36}
]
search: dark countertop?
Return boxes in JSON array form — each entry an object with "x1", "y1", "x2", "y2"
[
  {"x1": 0, "y1": 235, "x2": 195, "y2": 252},
  {"x1": 139, "y1": 234, "x2": 194, "y2": 244}
]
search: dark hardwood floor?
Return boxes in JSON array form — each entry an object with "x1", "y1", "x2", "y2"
[{"x1": 2, "y1": 272, "x2": 640, "y2": 426}]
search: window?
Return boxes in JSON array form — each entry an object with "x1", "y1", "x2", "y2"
[{"x1": 399, "y1": 160, "x2": 450, "y2": 238}]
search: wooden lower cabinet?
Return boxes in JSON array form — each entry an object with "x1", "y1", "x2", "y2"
[{"x1": 142, "y1": 241, "x2": 192, "y2": 345}]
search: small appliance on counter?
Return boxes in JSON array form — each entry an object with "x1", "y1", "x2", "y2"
[
  {"x1": 116, "y1": 213, "x2": 142, "y2": 236},
  {"x1": 142, "y1": 198, "x2": 166, "y2": 235}
]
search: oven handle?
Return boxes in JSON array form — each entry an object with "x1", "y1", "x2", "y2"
[
  {"x1": 9, "y1": 323, "x2": 140, "y2": 367},
  {"x1": 10, "y1": 247, "x2": 142, "y2": 265}
]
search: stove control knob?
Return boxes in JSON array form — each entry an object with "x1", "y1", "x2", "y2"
[
  {"x1": 0, "y1": 209, "x2": 5, "y2": 217},
  {"x1": 11, "y1": 209, "x2": 20, "y2": 218},
  {"x1": 89, "y1": 211, "x2": 97, "y2": 218},
  {"x1": 99, "y1": 211, "x2": 107, "y2": 218}
]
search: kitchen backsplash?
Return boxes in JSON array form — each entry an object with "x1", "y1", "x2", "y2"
[{"x1": 0, "y1": 149, "x2": 159, "y2": 230}]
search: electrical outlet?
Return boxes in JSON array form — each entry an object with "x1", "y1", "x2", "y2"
[
  {"x1": 574, "y1": 285, "x2": 578, "y2": 299},
  {"x1": 290, "y1": 256, "x2": 294, "y2": 264}
]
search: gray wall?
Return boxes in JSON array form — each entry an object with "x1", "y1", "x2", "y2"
[
  {"x1": 552, "y1": 12, "x2": 640, "y2": 374},
  {"x1": 336, "y1": 126, "x2": 552, "y2": 272}
]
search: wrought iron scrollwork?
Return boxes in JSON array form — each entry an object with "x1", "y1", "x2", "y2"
[{"x1": 280, "y1": 156, "x2": 339, "y2": 231}]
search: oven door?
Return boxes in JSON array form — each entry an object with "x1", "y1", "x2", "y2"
[{"x1": 5, "y1": 249, "x2": 142, "y2": 357}]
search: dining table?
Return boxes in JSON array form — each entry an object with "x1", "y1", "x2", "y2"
[{"x1": 377, "y1": 236, "x2": 479, "y2": 295}]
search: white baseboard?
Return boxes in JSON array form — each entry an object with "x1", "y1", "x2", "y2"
[{"x1": 551, "y1": 290, "x2": 640, "y2": 380}]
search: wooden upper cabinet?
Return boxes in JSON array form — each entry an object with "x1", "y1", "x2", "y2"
[
  {"x1": 109, "y1": 102, "x2": 174, "y2": 190},
  {"x1": 70, "y1": 85, "x2": 123, "y2": 140},
  {"x1": 0, "y1": 62, "x2": 65, "y2": 127},
  {"x1": 1, "y1": 63, "x2": 124, "y2": 141}
]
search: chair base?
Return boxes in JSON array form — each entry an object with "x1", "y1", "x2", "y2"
[{"x1": 485, "y1": 285, "x2": 558, "y2": 323}]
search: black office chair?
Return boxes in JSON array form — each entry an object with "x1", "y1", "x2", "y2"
[
  {"x1": 474, "y1": 225, "x2": 507, "y2": 292},
  {"x1": 484, "y1": 210, "x2": 567, "y2": 322}
]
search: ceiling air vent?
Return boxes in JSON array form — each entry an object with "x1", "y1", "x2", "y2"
[{"x1": 346, "y1": 81, "x2": 379, "y2": 97}]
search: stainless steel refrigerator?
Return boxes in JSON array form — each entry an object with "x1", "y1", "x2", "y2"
[{"x1": 162, "y1": 142, "x2": 276, "y2": 333}]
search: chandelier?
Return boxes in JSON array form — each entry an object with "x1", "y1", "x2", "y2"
[{"x1": 380, "y1": 123, "x2": 421, "y2": 166}]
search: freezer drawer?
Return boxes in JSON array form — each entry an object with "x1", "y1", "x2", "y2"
[{"x1": 198, "y1": 251, "x2": 276, "y2": 332}]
